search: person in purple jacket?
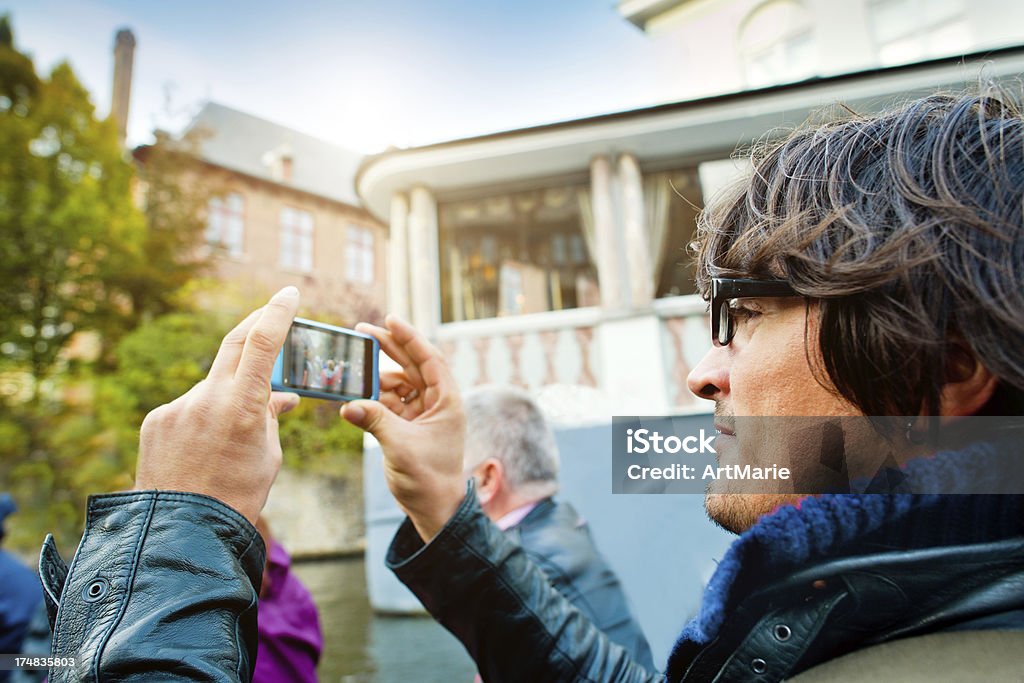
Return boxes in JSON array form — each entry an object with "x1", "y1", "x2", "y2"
[{"x1": 253, "y1": 517, "x2": 322, "y2": 683}]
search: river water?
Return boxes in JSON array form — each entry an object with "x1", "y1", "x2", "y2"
[{"x1": 292, "y1": 557, "x2": 477, "y2": 683}]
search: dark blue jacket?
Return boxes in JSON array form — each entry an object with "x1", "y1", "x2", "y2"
[
  {"x1": 0, "y1": 549, "x2": 43, "y2": 683},
  {"x1": 507, "y1": 498, "x2": 654, "y2": 671}
]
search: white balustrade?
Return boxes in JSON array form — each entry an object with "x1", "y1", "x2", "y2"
[{"x1": 434, "y1": 295, "x2": 713, "y2": 416}]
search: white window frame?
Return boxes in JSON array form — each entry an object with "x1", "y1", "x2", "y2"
[
  {"x1": 737, "y1": 0, "x2": 817, "y2": 89},
  {"x1": 345, "y1": 225, "x2": 375, "y2": 284},
  {"x1": 206, "y1": 192, "x2": 245, "y2": 258},
  {"x1": 868, "y1": 0, "x2": 971, "y2": 66},
  {"x1": 279, "y1": 207, "x2": 314, "y2": 273}
]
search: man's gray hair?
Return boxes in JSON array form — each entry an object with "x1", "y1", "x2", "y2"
[{"x1": 463, "y1": 385, "x2": 559, "y2": 498}]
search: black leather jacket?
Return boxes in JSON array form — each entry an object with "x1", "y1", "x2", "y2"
[
  {"x1": 42, "y1": 488, "x2": 1024, "y2": 682},
  {"x1": 41, "y1": 491, "x2": 265, "y2": 682},
  {"x1": 387, "y1": 486, "x2": 1024, "y2": 682},
  {"x1": 507, "y1": 498, "x2": 654, "y2": 670}
]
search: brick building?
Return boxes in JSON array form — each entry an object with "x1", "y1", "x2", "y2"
[
  {"x1": 110, "y1": 30, "x2": 386, "y2": 325},
  {"x1": 180, "y1": 101, "x2": 387, "y2": 325}
]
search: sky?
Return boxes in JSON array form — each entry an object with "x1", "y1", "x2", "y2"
[{"x1": 3, "y1": 0, "x2": 668, "y2": 153}]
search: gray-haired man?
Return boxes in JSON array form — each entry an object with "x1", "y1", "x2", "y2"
[{"x1": 462, "y1": 386, "x2": 654, "y2": 671}]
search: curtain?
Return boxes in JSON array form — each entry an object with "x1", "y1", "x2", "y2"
[
  {"x1": 575, "y1": 186, "x2": 598, "y2": 267},
  {"x1": 644, "y1": 172, "x2": 673, "y2": 287}
]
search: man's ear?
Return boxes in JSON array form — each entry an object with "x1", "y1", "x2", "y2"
[
  {"x1": 475, "y1": 458, "x2": 504, "y2": 506},
  {"x1": 939, "y1": 341, "x2": 998, "y2": 417}
]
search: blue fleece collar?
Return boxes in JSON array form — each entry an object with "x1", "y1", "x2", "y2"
[{"x1": 678, "y1": 440, "x2": 1020, "y2": 646}]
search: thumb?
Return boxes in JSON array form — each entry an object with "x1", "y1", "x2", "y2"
[
  {"x1": 341, "y1": 400, "x2": 399, "y2": 442},
  {"x1": 269, "y1": 391, "x2": 301, "y2": 418}
]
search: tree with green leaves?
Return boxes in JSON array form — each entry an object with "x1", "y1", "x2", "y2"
[
  {"x1": 0, "y1": 17, "x2": 150, "y2": 545},
  {"x1": 0, "y1": 15, "x2": 144, "y2": 399},
  {"x1": 120, "y1": 129, "x2": 214, "y2": 324},
  {"x1": 0, "y1": 16, "x2": 213, "y2": 550},
  {"x1": 0, "y1": 16, "x2": 364, "y2": 553}
]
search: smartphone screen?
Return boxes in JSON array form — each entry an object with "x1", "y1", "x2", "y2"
[{"x1": 275, "y1": 319, "x2": 378, "y2": 401}]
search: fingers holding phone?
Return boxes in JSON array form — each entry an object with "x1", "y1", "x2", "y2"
[
  {"x1": 135, "y1": 286, "x2": 302, "y2": 525},
  {"x1": 342, "y1": 315, "x2": 466, "y2": 541},
  {"x1": 355, "y1": 321, "x2": 426, "y2": 394}
]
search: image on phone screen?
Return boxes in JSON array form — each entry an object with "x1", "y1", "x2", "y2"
[{"x1": 274, "y1": 318, "x2": 379, "y2": 401}]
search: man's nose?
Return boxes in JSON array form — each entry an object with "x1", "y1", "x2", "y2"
[{"x1": 687, "y1": 346, "x2": 730, "y2": 401}]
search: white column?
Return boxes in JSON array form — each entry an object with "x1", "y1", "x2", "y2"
[
  {"x1": 593, "y1": 155, "x2": 670, "y2": 414},
  {"x1": 387, "y1": 193, "x2": 411, "y2": 321},
  {"x1": 407, "y1": 186, "x2": 441, "y2": 336},
  {"x1": 617, "y1": 153, "x2": 653, "y2": 308},
  {"x1": 595, "y1": 314, "x2": 671, "y2": 415},
  {"x1": 589, "y1": 155, "x2": 626, "y2": 311}
]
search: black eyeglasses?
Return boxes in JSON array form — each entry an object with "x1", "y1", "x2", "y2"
[{"x1": 710, "y1": 277, "x2": 800, "y2": 346}]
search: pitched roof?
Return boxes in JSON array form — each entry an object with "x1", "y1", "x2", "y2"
[{"x1": 185, "y1": 102, "x2": 363, "y2": 207}]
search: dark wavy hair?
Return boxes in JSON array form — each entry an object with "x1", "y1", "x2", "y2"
[{"x1": 694, "y1": 90, "x2": 1024, "y2": 416}]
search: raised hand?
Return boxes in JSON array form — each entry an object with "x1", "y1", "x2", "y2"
[
  {"x1": 341, "y1": 315, "x2": 466, "y2": 541},
  {"x1": 134, "y1": 286, "x2": 302, "y2": 524}
]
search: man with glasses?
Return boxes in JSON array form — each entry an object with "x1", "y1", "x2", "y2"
[{"x1": 44, "y1": 91, "x2": 1023, "y2": 681}]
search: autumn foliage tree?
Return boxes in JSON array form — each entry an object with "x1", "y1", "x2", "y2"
[
  {"x1": 120, "y1": 130, "x2": 213, "y2": 323},
  {"x1": 0, "y1": 22, "x2": 143, "y2": 393},
  {"x1": 0, "y1": 16, "x2": 364, "y2": 554},
  {"x1": 0, "y1": 16, "x2": 212, "y2": 550}
]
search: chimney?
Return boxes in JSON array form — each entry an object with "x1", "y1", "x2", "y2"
[
  {"x1": 264, "y1": 144, "x2": 294, "y2": 183},
  {"x1": 111, "y1": 28, "x2": 136, "y2": 146},
  {"x1": 280, "y1": 152, "x2": 293, "y2": 183}
]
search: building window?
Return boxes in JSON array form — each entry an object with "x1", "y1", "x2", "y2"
[
  {"x1": 346, "y1": 225, "x2": 375, "y2": 284},
  {"x1": 279, "y1": 207, "x2": 313, "y2": 272},
  {"x1": 438, "y1": 184, "x2": 597, "y2": 322},
  {"x1": 738, "y1": 0, "x2": 816, "y2": 88},
  {"x1": 868, "y1": 0, "x2": 970, "y2": 66},
  {"x1": 206, "y1": 192, "x2": 245, "y2": 257}
]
